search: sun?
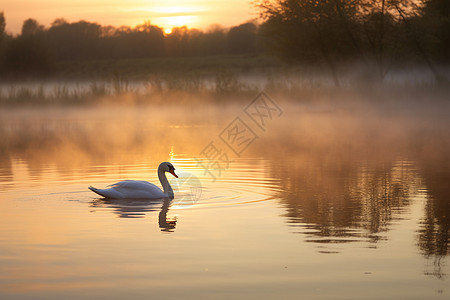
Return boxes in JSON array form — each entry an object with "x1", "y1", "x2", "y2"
[
  {"x1": 136, "y1": 4, "x2": 202, "y2": 32},
  {"x1": 159, "y1": 15, "x2": 197, "y2": 34},
  {"x1": 158, "y1": 15, "x2": 196, "y2": 32}
]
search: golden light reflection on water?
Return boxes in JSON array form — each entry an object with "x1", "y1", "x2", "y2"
[
  {"x1": 0, "y1": 105, "x2": 449, "y2": 245},
  {"x1": 0, "y1": 103, "x2": 450, "y2": 298}
]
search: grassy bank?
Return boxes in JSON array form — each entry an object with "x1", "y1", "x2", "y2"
[
  {"x1": 53, "y1": 55, "x2": 282, "y2": 80},
  {"x1": 0, "y1": 54, "x2": 448, "y2": 107}
]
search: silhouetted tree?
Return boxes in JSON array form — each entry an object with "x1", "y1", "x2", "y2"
[
  {"x1": 200, "y1": 25, "x2": 227, "y2": 55},
  {"x1": 47, "y1": 19, "x2": 102, "y2": 60},
  {"x1": 0, "y1": 12, "x2": 6, "y2": 65},
  {"x1": 21, "y1": 18, "x2": 45, "y2": 36},
  {"x1": 3, "y1": 19, "x2": 53, "y2": 77},
  {"x1": 257, "y1": 0, "x2": 362, "y2": 86},
  {"x1": 0, "y1": 12, "x2": 5, "y2": 38},
  {"x1": 113, "y1": 22, "x2": 165, "y2": 58},
  {"x1": 165, "y1": 26, "x2": 192, "y2": 56},
  {"x1": 361, "y1": 9, "x2": 404, "y2": 78},
  {"x1": 227, "y1": 22, "x2": 258, "y2": 54},
  {"x1": 357, "y1": 0, "x2": 391, "y2": 79},
  {"x1": 165, "y1": 25, "x2": 228, "y2": 56},
  {"x1": 420, "y1": 0, "x2": 450, "y2": 62},
  {"x1": 390, "y1": 0, "x2": 447, "y2": 82}
]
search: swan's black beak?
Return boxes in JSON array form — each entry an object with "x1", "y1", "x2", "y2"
[{"x1": 169, "y1": 169, "x2": 178, "y2": 178}]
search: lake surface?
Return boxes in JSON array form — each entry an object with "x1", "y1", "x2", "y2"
[{"x1": 1, "y1": 96, "x2": 449, "y2": 299}]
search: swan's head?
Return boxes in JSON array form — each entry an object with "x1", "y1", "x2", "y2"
[{"x1": 159, "y1": 162, "x2": 178, "y2": 178}]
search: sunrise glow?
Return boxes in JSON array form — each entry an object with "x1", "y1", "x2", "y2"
[
  {"x1": 128, "y1": 4, "x2": 204, "y2": 30},
  {"x1": 160, "y1": 15, "x2": 198, "y2": 30},
  {"x1": 1, "y1": 0, "x2": 254, "y2": 34}
]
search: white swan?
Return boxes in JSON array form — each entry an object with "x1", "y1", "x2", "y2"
[{"x1": 89, "y1": 162, "x2": 178, "y2": 199}]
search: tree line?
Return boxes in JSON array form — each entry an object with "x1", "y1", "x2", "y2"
[
  {"x1": 0, "y1": 0, "x2": 448, "y2": 80},
  {"x1": 0, "y1": 15, "x2": 260, "y2": 77},
  {"x1": 257, "y1": 0, "x2": 449, "y2": 83}
]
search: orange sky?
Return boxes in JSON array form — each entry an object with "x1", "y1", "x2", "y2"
[{"x1": 1, "y1": 0, "x2": 257, "y2": 34}]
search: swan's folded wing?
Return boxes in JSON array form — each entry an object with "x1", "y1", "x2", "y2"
[
  {"x1": 109, "y1": 180, "x2": 166, "y2": 198},
  {"x1": 109, "y1": 180, "x2": 156, "y2": 189}
]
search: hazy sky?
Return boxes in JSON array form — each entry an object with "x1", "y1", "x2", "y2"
[{"x1": 2, "y1": 0, "x2": 257, "y2": 34}]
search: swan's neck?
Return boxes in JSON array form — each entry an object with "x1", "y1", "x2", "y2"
[{"x1": 158, "y1": 169, "x2": 174, "y2": 199}]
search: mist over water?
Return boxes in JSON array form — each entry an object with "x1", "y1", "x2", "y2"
[{"x1": 0, "y1": 87, "x2": 449, "y2": 299}]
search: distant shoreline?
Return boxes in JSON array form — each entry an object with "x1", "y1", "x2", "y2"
[
  {"x1": 0, "y1": 54, "x2": 448, "y2": 107},
  {"x1": 51, "y1": 54, "x2": 282, "y2": 81}
]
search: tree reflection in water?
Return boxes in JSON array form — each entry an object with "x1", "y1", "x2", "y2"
[
  {"x1": 417, "y1": 153, "x2": 450, "y2": 279},
  {"x1": 271, "y1": 156, "x2": 422, "y2": 245},
  {"x1": 268, "y1": 147, "x2": 450, "y2": 276}
]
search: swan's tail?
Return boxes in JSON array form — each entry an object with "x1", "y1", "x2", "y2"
[
  {"x1": 88, "y1": 186, "x2": 123, "y2": 199},
  {"x1": 89, "y1": 186, "x2": 106, "y2": 197}
]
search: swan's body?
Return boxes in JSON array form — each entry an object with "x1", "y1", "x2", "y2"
[{"x1": 89, "y1": 162, "x2": 178, "y2": 199}]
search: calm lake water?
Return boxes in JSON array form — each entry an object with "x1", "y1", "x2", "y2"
[{"x1": 1, "y1": 96, "x2": 449, "y2": 299}]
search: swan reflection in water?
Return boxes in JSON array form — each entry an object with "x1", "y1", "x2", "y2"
[
  {"x1": 90, "y1": 198, "x2": 177, "y2": 232},
  {"x1": 89, "y1": 162, "x2": 179, "y2": 231}
]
